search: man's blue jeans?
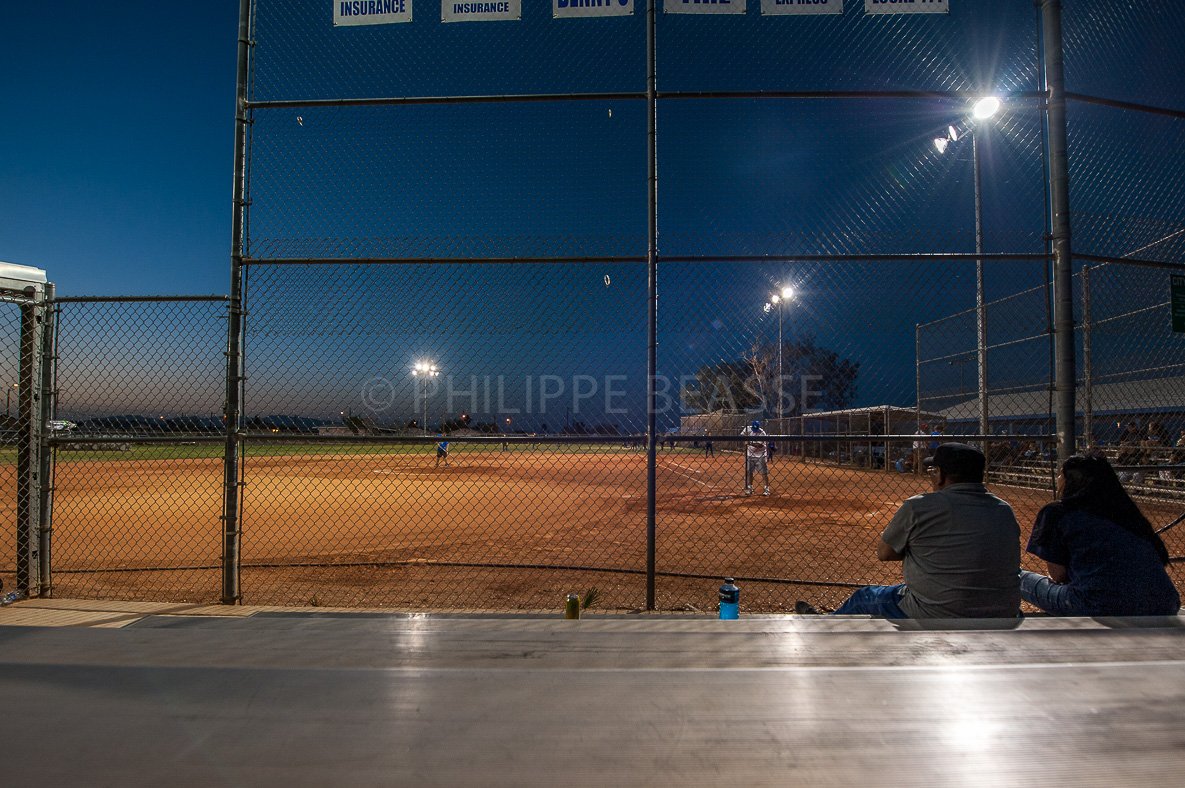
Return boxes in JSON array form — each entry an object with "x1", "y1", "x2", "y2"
[
  {"x1": 1019, "y1": 569, "x2": 1073, "y2": 615},
  {"x1": 832, "y1": 584, "x2": 909, "y2": 618}
]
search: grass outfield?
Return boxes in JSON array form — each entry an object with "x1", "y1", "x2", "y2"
[{"x1": 28, "y1": 440, "x2": 666, "y2": 464}]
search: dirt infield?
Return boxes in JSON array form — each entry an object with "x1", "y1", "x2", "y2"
[{"x1": 3, "y1": 447, "x2": 1184, "y2": 612}]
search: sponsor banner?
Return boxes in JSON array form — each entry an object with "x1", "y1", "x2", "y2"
[
  {"x1": 443, "y1": 0, "x2": 521, "y2": 22},
  {"x1": 762, "y1": 0, "x2": 841, "y2": 14},
  {"x1": 555, "y1": 0, "x2": 633, "y2": 18},
  {"x1": 865, "y1": 0, "x2": 947, "y2": 14},
  {"x1": 334, "y1": 0, "x2": 412, "y2": 25},
  {"x1": 664, "y1": 0, "x2": 746, "y2": 15}
]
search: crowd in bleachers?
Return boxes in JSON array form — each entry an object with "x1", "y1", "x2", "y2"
[{"x1": 980, "y1": 420, "x2": 1185, "y2": 493}]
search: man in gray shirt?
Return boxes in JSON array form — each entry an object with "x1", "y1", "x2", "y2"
[{"x1": 798, "y1": 443, "x2": 1021, "y2": 618}]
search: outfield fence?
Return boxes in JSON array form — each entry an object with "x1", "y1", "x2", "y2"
[{"x1": 6, "y1": 0, "x2": 1185, "y2": 611}]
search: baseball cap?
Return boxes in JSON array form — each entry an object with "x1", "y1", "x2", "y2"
[
  {"x1": 751, "y1": 420, "x2": 760, "y2": 429},
  {"x1": 923, "y1": 442, "x2": 985, "y2": 478}
]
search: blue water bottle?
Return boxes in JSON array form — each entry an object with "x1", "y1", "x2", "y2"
[{"x1": 718, "y1": 578, "x2": 739, "y2": 620}]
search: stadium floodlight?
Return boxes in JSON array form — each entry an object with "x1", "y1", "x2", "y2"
[
  {"x1": 973, "y1": 96, "x2": 1001, "y2": 120},
  {"x1": 411, "y1": 361, "x2": 441, "y2": 435},
  {"x1": 765, "y1": 285, "x2": 797, "y2": 424},
  {"x1": 412, "y1": 361, "x2": 439, "y2": 377},
  {"x1": 933, "y1": 126, "x2": 959, "y2": 154},
  {"x1": 933, "y1": 98, "x2": 1004, "y2": 447}
]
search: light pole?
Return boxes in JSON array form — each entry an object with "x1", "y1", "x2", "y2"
[
  {"x1": 949, "y1": 355, "x2": 974, "y2": 406},
  {"x1": 763, "y1": 285, "x2": 795, "y2": 424},
  {"x1": 935, "y1": 96, "x2": 1000, "y2": 445},
  {"x1": 6, "y1": 382, "x2": 17, "y2": 420},
  {"x1": 411, "y1": 361, "x2": 439, "y2": 435}
]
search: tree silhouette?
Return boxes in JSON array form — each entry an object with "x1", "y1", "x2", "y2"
[{"x1": 681, "y1": 334, "x2": 860, "y2": 416}]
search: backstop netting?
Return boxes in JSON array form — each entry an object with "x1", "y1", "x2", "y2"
[{"x1": 34, "y1": 0, "x2": 1185, "y2": 611}]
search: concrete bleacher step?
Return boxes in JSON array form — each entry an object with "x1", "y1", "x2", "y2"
[
  {"x1": 5, "y1": 601, "x2": 1185, "y2": 671},
  {"x1": 5, "y1": 601, "x2": 1185, "y2": 786}
]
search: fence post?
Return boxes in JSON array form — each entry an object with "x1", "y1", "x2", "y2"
[
  {"x1": 1041, "y1": 0, "x2": 1077, "y2": 465},
  {"x1": 973, "y1": 125, "x2": 990, "y2": 453},
  {"x1": 37, "y1": 283, "x2": 56, "y2": 597},
  {"x1": 914, "y1": 323, "x2": 921, "y2": 430},
  {"x1": 1081, "y1": 264, "x2": 1092, "y2": 447},
  {"x1": 222, "y1": 0, "x2": 253, "y2": 604},
  {"x1": 15, "y1": 288, "x2": 47, "y2": 597},
  {"x1": 644, "y1": 0, "x2": 658, "y2": 612}
]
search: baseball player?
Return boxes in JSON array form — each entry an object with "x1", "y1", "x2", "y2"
[
  {"x1": 740, "y1": 420, "x2": 771, "y2": 496},
  {"x1": 435, "y1": 433, "x2": 450, "y2": 467}
]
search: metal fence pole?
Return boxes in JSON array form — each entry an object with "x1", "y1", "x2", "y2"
[
  {"x1": 645, "y1": 0, "x2": 658, "y2": 612},
  {"x1": 37, "y1": 283, "x2": 56, "y2": 597},
  {"x1": 222, "y1": 0, "x2": 253, "y2": 604},
  {"x1": 914, "y1": 323, "x2": 921, "y2": 430},
  {"x1": 1035, "y1": 2, "x2": 1057, "y2": 490},
  {"x1": 973, "y1": 125, "x2": 989, "y2": 452},
  {"x1": 1081, "y1": 264, "x2": 1092, "y2": 447},
  {"x1": 15, "y1": 289, "x2": 46, "y2": 597},
  {"x1": 1041, "y1": 0, "x2": 1077, "y2": 464}
]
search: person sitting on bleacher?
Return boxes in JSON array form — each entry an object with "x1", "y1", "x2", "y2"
[
  {"x1": 1020, "y1": 453, "x2": 1180, "y2": 617},
  {"x1": 1145, "y1": 421, "x2": 1173, "y2": 482},
  {"x1": 1115, "y1": 421, "x2": 1143, "y2": 484},
  {"x1": 796, "y1": 443, "x2": 1021, "y2": 618},
  {"x1": 1173, "y1": 429, "x2": 1185, "y2": 480}
]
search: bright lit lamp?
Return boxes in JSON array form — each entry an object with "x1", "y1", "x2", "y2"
[
  {"x1": 973, "y1": 96, "x2": 1001, "y2": 119},
  {"x1": 933, "y1": 126, "x2": 958, "y2": 154}
]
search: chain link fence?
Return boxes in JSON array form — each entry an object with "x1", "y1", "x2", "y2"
[
  {"x1": 47, "y1": 297, "x2": 228, "y2": 602},
  {"x1": 15, "y1": 0, "x2": 1184, "y2": 611}
]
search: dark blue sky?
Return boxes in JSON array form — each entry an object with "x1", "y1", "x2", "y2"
[{"x1": 2, "y1": 2, "x2": 238, "y2": 296}]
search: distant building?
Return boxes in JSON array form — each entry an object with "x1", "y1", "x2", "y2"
[{"x1": 938, "y1": 376, "x2": 1185, "y2": 443}]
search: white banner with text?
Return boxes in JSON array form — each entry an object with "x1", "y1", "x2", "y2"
[
  {"x1": 555, "y1": 0, "x2": 633, "y2": 17},
  {"x1": 442, "y1": 0, "x2": 521, "y2": 22},
  {"x1": 664, "y1": 0, "x2": 746, "y2": 15},
  {"x1": 762, "y1": 0, "x2": 841, "y2": 15},
  {"x1": 334, "y1": 0, "x2": 413, "y2": 25},
  {"x1": 865, "y1": 0, "x2": 947, "y2": 14}
]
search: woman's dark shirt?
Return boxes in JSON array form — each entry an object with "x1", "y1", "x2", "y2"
[{"x1": 1028, "y1": 506, "x2": 1180, "y2": 616}]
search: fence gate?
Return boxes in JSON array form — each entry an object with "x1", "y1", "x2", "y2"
[{"x1": 45, "y1": 297, "x2": 229, "y2": 602}]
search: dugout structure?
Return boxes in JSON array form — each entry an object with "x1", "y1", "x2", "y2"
[{"x1": 793, "y1": 406, "x2": 944, "y2": 471}]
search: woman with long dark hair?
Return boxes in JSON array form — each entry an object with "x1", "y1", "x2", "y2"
[{"x1": 1021, "y1": 453, "x2": 1180, "y2": 616}]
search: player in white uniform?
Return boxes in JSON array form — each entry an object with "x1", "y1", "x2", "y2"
[{"x1": 740, "y1": 420, "x2": 770, "y2": 496}]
